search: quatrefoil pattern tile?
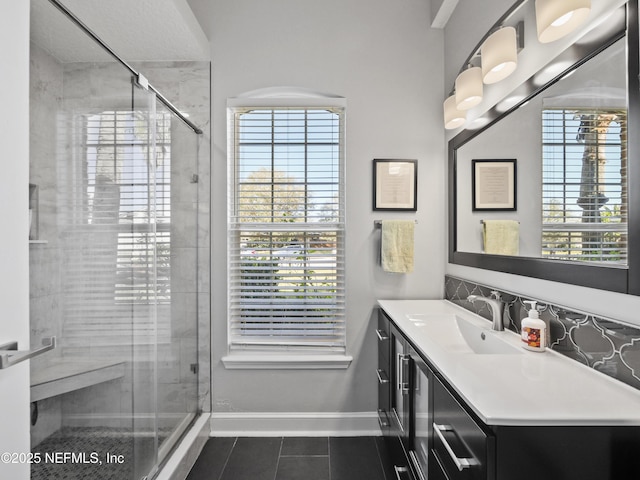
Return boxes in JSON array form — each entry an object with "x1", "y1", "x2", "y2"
[{"x1": 444, "y1": 275, "x2": 640, "y2": 391}]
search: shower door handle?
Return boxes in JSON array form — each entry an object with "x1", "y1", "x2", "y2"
[{"x1": 0, "y1": 336, "x2": 56, "y2": 369}]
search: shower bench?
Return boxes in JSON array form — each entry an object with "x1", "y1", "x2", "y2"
[{"x1": 31, "y1": 358, "x2": 126, "y2": 402}]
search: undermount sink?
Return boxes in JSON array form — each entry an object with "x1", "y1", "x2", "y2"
[{"x1": 406, "y1": 313, "x2": 523, "y2": 355}]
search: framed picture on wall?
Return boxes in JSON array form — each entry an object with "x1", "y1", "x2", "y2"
[
  {"x1": 372, "y1": 159, "x2": 418, "y2": 211},
  {"x1": 472, "y1": 159, "x2": 517, "y2": 211}
]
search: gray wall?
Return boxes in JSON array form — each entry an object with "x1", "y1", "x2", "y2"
[{"x1": 188, "y1": 0, "x2": 446, "y2": 417}]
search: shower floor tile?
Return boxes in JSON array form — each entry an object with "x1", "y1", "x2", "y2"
[
  {"x1": 30, "y1": 425, "x2": 176, "y2": 480},
  {"x1": 31, "y1": 427, "x2": 134, "y2": 480}
]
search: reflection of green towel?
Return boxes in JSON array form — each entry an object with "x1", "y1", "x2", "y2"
[
  {"x1": 381, "y1": 220, "x2": 414, "y2": 273},
  {"x1": 483, "y1": 220, "x2": 519, "y2": 255}
]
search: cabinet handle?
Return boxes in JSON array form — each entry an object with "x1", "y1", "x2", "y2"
[
  {"x1": 376, "y1": 329, "x2": 389, "y2": 341},
  {"x1": 397, "y1": 354, "x2": 410, "y2": 394},
  {"x1": 377, "y1": 409, "x2": 390, "y2": 427},
  {"x1": 393, "y1": 466, "x2": 410, "y2": 480},
  {"x1": 433, "y1": 423, "x2": 479, "y2": 471},
  {"x1": 376, "y1": 368, "x2": 390, "y2": 384},
  {"x1": 396, "y1": 354, "x2": 406, "y2": 392},
  {"x1": 409, "y1": 451, "x2": 427, "y2": 480}
]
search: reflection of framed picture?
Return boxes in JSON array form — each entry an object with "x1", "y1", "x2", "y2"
[
  {"x1": 373, "y1": 159, "x2": 417, "y2": 211},
  {"x1": 472, "y1": 159, "x2": 517, "y2": 211}
]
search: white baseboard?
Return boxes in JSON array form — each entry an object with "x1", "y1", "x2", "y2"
[{"x1": 210, "y1": 411, "x2": 381, "y2": 437}]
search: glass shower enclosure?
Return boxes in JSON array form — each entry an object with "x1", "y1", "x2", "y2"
[{"x1": 29, "y1": 0, "x2": 202, "y2": 478}]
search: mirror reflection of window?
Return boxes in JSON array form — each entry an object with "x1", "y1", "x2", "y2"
[{"x1": 541, "y1": 108, "x2": 627, "y2": 263}]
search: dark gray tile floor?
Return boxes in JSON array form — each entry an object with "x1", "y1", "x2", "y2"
[{"x1": 186, "y1": 436, "x2": 390, "y2": 480}]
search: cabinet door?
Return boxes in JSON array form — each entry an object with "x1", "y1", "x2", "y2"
[
  {"x1": 390, "y1": 323, "x2": 410, "y2": 440},
  {"x1": 431, "y1": 376, "x2": 493, "y2": 480},
  {"x1": 408, "y1": 348, "x2": 431, "y2": 480},
  {"x1": 384, "y1": 321, "x2": 413, "y2": 477}
]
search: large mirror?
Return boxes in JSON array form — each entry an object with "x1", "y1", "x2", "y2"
[{"x1": 449, "y1": 0, "x2": 640, "y2": 294}]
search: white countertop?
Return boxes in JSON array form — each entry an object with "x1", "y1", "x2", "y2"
[{"x1": 378, "y1": 299, "x2": 640, "y2": 426}]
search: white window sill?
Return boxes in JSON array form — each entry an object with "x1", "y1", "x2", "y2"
[{"x1": 221, "y1": 353, "x2": 353, "y2": 370}]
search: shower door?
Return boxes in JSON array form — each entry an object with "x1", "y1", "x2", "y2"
[
  {"x1": 152, "y1": 100, "x2": 200, "y2": 464},
  {"x1": 129, "y1": 80, "x2": 162, "y2": 480},
  {"x1": 130, "y1": 79, "x2": 201, "y2": 478},
  {"x1": 30, "y1": 1, "x2": 200, "y2": 476},
  {"x1": 29, "y1": 24, "x2": 142, "y2": 478}
]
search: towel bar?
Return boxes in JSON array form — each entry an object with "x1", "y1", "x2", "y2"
[
  {"x1": 374, "y1": 220, "x2": 418, "y2": 228},
  {"x1": 0, "y1": 337, "x2": 56, "y2": 370},
  {"x1": 480, "y1": 220, "x2": 520, "y2": 224}
]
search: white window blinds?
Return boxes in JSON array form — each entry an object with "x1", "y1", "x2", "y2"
[
  {"x1": 228, "y1": 107, "x2": 346, "y2": 352},
  {"x1": 63, "y1": 110, "x2": 172, "y2": 346},
  {"x1": 541, "y1": 108, "x2": 627, "y2": 263}
]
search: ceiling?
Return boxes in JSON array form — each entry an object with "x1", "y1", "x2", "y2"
[
  {"x1": 431, "y1": 0, "x2": 460, "y2": 28},
  {"x1": 30, "y1": 0, "x2": 210, "y2": 64},
  {"x1": 30, "y1": 0, "x2": 457, "y2": 64}
]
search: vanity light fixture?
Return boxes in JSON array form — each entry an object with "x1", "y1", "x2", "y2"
[
  {"x1": 444, "y1": 94, "x2": 467, "y2": 130},
  {"x1": 535, "y1": 0, "x2": 591, "y2": 43},
  {"x1": 455, "y1": 66, "x2": 483, "y2": 110},
  {"x1": 481, "y1": 26, "x2": 519, "y2": 84}
]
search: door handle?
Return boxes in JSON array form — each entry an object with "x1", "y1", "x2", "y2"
[{"x1": 0, "y1": 337, "x2": 56, "y2": 369}]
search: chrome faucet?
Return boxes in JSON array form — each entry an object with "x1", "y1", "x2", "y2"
[{"x1": 467, "y1": 290, "x2": 504, "y2": 331}]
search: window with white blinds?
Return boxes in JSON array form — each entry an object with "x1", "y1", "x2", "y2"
[
  {"x1": 541, "y1": 108, "x2": 627, "y2": 263},
  {"x1": 63, "y1": 110, "x2": 172, "y2": 346},
  {"x1": 228, "y1": 107, "x2": 345, "y2": 352}
]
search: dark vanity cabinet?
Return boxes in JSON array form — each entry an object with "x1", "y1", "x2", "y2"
[
  {"x1": 377, "y1": 308, "x2": 640, "y2": 480},
  {"x1": 379, "y1": 310, "x2": 437, "y2": 480},
  {"x1": 378, "y1": 312, "x2": 413, "y2": 479},
  {"x1": 378, "y1": 310, "x2": 495, "y2": 480},
  {"x1": 379, "y1": 309, "x2": 485, "y2": 480}
]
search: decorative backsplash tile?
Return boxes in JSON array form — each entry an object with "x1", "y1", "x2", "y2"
[{"x1": 445, "y1": 275, "x2": 640, "y2": 391}]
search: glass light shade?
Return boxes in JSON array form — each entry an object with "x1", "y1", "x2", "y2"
[
  {"x1": 535, "y1": 0, "x2": 591, "y2": 43},
  {"x1": 455, "y1": 67, "x2": 483, "y2": 110},
  {"x1": 443, "y1": 95, "x2": 466, "y2": 130},
  {"x1": 481, "y1": 27, "x2": 518, "y2": 84}
]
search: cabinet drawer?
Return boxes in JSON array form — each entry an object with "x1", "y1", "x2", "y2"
[
  {"x1": 377, "y1": 311, "x2": 391, "y2": 364},
  {"x1": 431, "y1": 377, "x2": 492, "y2": 480},
  {"x1": 378, "y1": 372, "x2": 390, "y2": 411}
]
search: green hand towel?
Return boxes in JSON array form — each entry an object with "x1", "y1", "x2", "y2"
[{"x1": 381, "y1": 220, "x2": 415, "y2": 273}]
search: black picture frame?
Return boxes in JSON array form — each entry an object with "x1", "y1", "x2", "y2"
[
  {"x1": 472, "y1": 159, "x2": 517, "y2": 211},
  {"x1": 372, "y1": 159, "x2": 418, "y2": 211}
]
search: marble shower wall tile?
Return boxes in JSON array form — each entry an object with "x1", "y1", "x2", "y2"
[{"x1": 445, "y1": 275, "x2": 640, "y2": 390}]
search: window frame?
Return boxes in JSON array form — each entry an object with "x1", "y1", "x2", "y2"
[
  {"x1": 541, "y1": 107, "x2": 628, "y2": 264},
  {"x1": 223, "y1": 94, "x2": 351, "y2": 369}
]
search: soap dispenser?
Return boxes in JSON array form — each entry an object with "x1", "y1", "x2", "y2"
[{"x1": 521, "y1": 300, "x2": 546, "y2": 352}]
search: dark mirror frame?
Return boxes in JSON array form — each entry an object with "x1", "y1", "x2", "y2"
[{"x1": 449, "y1": 0, "x2": 640, "y2": 295}]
